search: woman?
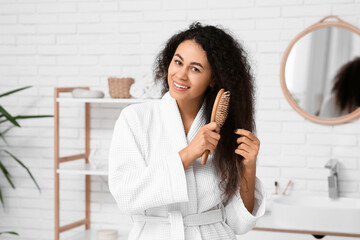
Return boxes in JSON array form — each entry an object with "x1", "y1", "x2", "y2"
[
  {"x1": 108, "y1": 22, "x2": 265, "y2": 240},
  {"x1": 319, "y1": 57, "x2": 360, "y2": 118}
]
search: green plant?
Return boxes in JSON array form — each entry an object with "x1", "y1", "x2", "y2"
[
  {"x1": 0, "y1": 86, "x2": 53, "y2": 206},
  {"x1": 0, "y1": 86, "x2": 53, "y2": 237},
  {"x1": 0, "y1": 232, "x2": 19, "y2": 237}
]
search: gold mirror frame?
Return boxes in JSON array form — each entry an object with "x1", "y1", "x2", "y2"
[{"x1": 280, "y1": 15, "x2": 360, "y2": 125}]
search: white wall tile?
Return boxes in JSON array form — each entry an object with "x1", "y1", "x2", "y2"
[
  {"x1": 0, "y1": 4, "x2": 36, "y2": 14},
  {"x1": 1, "y1": 1, "x2": 360, "y2": 239},
  {"x1": 36, "y1": 3, "x2": 76, "y2": 13}
]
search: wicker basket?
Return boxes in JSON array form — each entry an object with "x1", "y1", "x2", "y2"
[{"x1": 108, "y1": 77, "x2": 134, "y2": 98}]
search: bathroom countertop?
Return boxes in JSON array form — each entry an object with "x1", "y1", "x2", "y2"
[{"x1": 253, "y1": 211, "x2": 360, "y2": 237}]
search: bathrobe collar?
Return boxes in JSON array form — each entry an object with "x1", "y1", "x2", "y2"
[{"x1": 160, "y1": 91, "x2": 207, "y2": 150}]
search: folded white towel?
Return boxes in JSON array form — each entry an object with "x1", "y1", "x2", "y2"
[
  {"x1": 129, "y1": 83, "x2": 149, "y2": 98},
  {"x1": 72, "y1": 88, "x2": 104, "y2": 98},
  {"x1": 142, "y1": 72, "x2": 155, "y2": 85},
  {"x1": 129, "y1": 73, "x2": 163, "y2": 99},
  {"x1": 147, "y1": 81, "x2": 163, "y2": 99}
]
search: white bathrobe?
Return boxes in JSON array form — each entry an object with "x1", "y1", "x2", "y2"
[{"x1": 108, "y1": 91, "x2": 265, "y2": 240}]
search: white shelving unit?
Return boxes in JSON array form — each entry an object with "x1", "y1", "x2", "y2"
[
  {"x1": 57, "y1": 97, "x2": 157, "y2": 104},
  {"x1": 54, "y1": 87, "x2": 158, "y2": 240},
  {"x1": 57, "y1": 162, "x2": 109, "y2": 176},
  {"x1": 63, "y1": 230, "x2": 129, "y2": 240}
]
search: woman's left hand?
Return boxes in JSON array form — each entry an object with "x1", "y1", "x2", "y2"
[{"x1": 234, "y1": 129, "x2": 260, "y2": 170}]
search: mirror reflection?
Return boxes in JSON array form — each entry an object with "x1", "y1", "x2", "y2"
[{"x1": 285, "y1": 26, "x2": 360, "y2": 118}]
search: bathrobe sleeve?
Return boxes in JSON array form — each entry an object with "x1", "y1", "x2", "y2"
[
  {"x1": 108, "y1": 106, "x2": 189, "y2": 215},
  {"x1": 224, "y1": 176, "x2": 266, "y2": 234}
]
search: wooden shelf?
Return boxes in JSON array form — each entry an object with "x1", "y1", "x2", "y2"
[
  {"x1": 56, "y1": 97, "x2": 159, "y2": 104},
  {"x1": 63, "y1": 229, "x2": 129, "y2": 240},
  {"x1": 54, "y1": 87, "x2": 149, "y2": 240},
  {"x1": 57, "y1": 163, "x2": 108, "y2": 176}
]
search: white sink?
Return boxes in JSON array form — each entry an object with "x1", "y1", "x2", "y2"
[{"x1": 272, "y1": 195, "x2": 360, "y2": 234}]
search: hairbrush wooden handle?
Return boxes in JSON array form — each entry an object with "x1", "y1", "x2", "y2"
[
  {"x1": 201, "y1": 150, "x2": 210, "y2": 165},
  {"x1": 201, "y1": 89, "x2": 225, "y2": 165}
]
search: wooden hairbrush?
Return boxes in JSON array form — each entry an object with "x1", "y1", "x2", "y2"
[{"x1": 201, "y1": 88, "x2": 231, "y2": 165}]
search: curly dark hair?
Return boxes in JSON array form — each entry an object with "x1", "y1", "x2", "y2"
[
  {"x1": 332, "y1": 56, "x2": 360, "y2": 113},
  {"x1": 153, "y1": 22, "x2": 256, "y2": 205}
]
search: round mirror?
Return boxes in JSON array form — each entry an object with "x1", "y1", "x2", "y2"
[{"x1": 280, "y1": 16, "x2": 360, "y2": 125}]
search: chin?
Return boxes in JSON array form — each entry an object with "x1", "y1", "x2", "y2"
[
  {"x1": 169, "y1": 89, "x2": 181, "y2": 98},
  {"x1": 169, "y1": 90, "x2": 175, "y2": 98},
  {"x1": 169, "y1": 89, "x2": 187, "y2": 100}
]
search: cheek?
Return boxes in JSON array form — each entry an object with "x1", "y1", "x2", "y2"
[
  {"x1": 193, "y1": 74, "x2": 212, "y2": 88},
  {"x1": 167, "y1": 64, "x2": 172, "y2": 80},
  {"x1": 167, "y1": 63, "x2": 175, "y2": 78},
  {"x1": 168, "y1": 60, "x2": 177, "y2": 72}
]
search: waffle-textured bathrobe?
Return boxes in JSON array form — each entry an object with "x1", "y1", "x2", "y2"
[{"x1": 108, "y1": 91, "x2": 265, "y2": 240}]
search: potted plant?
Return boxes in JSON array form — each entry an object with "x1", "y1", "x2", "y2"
[{"x1": 0, "y1": 86, "x2": 53, "y2": 236}]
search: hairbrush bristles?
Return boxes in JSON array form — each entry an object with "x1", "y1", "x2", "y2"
[
  {"x1": 215, "y1": 91, "x2": 230, "y2": 128},
  {"x1": 201, "y1": 89, "x2": 231, "y2": 165}
]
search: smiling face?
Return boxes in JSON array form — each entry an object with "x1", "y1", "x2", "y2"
[{"x1": 168, "y1": 40, "x2": 213, "y2": 104}]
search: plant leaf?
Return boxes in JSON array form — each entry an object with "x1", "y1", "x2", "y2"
[
  {"x1": 0, "y1": 114, "x2": 53, "y2": 124},
  {"x1": 0, "y1": 126, "x2": 13, "y2": 145},
  {"x1": 4, "y1": 150, "x2": 41, "y2": 192},
  {"x1": 0, "y1": 132, "x2": 9, "y2": 145},
  {"x1": 0, "y1": 231, "x2": 19, "y2": 236},
  {"x1": 0, "y1": 86, "x2": 32, "y2": 98},
  {"x1": 0, "y1": 160, "x2": 15, "y2": 189},
  {"x1": 14, "y1": 115, "x2": 54, "y2": 119},
  {"x1": 0, "y1": 106, "x2": 20, "y2": 127},
  {"x1": 0, "y1": 187, "x2": 4, "y2": 206}
]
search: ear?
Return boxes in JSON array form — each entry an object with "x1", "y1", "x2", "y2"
[{"x1": 210, "y1": 79, "x2": 215, "y2": 88}]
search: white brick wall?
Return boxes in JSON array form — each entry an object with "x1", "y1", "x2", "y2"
[{"x1": 0, "y1": 0, "x2": 359, "y2": 239}]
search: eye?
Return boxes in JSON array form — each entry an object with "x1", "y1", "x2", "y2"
[
  {"x1": 175, "y1": 60, "x2": 182, "y2": 65},
  {"x1": 192, "y1": 67, "x2": 200, "y2": 72}
]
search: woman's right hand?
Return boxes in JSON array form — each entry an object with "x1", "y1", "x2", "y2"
[{"x1": 179, "y1": 122, "x2": 221, "y2": 169}]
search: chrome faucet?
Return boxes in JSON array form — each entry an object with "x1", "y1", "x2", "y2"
[{"x1": 324, "y1": 159, "x2": 339, "y2": 198}]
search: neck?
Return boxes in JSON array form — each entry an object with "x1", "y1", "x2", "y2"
[{"x1": 176, "y1": 97, "x2": 203, "y2": 121}]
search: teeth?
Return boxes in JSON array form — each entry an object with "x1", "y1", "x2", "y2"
[{"x1": 174, "y1": 82, "x2": 189, "y2": 89}]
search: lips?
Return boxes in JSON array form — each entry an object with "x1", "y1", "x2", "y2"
[{"x1": 173, "y1": 81, "x2": 190, "y2": 89}]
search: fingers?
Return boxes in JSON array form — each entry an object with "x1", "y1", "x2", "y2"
[
  {"x1": 236, "y1": 143, "x2": 256, "y2": 155},
  {"x1": 205, "y1": 132, "x2": 219, "y2": 154},
  {"x1": 235, "y1": 149, "x2": 250, "y2": 159},
  {"x1": 202, "y1": 123, "x2": 221, "y2": 154},
  {"x1": 207, "y1": 122, "x2": 220, "y2": 133},
  {"x1": 209, "y1": 130, "x2": 221, "y2": 141},
  {"x1": 197, "y1": 122, "x2": 221, "y2": 155},
  {"x1": 234, "y1": 129, "x2": 260, "y2": 144},
  {"x1": 235, "y1": 145, "x2": 258, "y2": 163},
  {"x1": 207, "y1": 140, "x2": 217, "y2": 154},
  {"x1": 236, "y1": 136, "x2": 259, "y2": 152},
  {"x1": 234, "y1": 129, "x2": 260, "y2": 162}
]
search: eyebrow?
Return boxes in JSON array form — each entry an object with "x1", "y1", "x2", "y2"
[{"x1": 175, "y1": 53, "x2": 204, "y2": 69}]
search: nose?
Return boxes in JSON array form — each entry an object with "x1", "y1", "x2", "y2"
[{"x1": 175, "y1": 66, "x2": 188, "y2": 81}]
